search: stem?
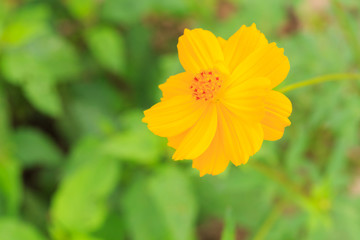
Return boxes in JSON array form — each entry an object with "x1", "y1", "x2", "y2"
[
  {"x1": 0, "y1": 79, "x2": 21, "y2": 217},
  {"x1": 278, "y1": 73, "x2": 360, "y2": 93},
  {"x1": 221, "y1": 207, "x2": 236, "y2": 240},
  {"x1": 252, "y1": 200, "x2": 284, "y2": 240},
  {"x1": 0, "y1": 80, "x2": 10, "y2": 153}
]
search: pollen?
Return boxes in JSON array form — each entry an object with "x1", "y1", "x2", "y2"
[{"x1": 190, "y1": 70, "x2": 222, "y2": 101}]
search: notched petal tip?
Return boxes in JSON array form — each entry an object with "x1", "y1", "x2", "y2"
[
  {"x1": 193, "y1": 164, "x2": 207, "y2": 177},
  {"x1": 180, "y1": 28, "x2": 205, "y2": 39},
  {"x1": 158, "y1": 83, "x2": 165, "y2": 90},
  {"x1": 223, "y1": 23, "x2": 269, "y2": 73},
  {"x1": 261, "y1": 91, "x2": 292, "y2": 141},
  {"x1": 192, "y1": 162, "x2": 225, "y2": 177},
  {"x1": 171, "y1": 154, "x2": 183, "y2": 161},
  {"x1": 217, "y1": 36, "x2": 227, "y2": 51},
  {"x1": 183, "y1": 28, "x2": 191, "y2": 33}
]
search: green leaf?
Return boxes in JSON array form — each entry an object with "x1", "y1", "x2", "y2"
[
  {"x1": 195, "y1": 167, "x2": 276, "y2": 230},
  {"x1": 152, "y1": 0, "x2": 189, "y2": 14},
  {"x1": 122, "y1": 177, "x2": 170, "y2": 240},
  {"x1": 23, "y1": 80, "x2": 62, "y2": 117},
  {"x1": 69, "y1": 78, "x2": 125, "y2": 114},
  {"x1": 85, "y1": 26, "x2": 125, "y2": 75},
  {"x1": 93, "y1": 213, "x2": 125, "y2": 240},
  {"x1": 1, "y1": 32, "x2": 79, "y2": 117},
  {"x1": 36, "y1": 36, "x2": 80, "y2": 81},
  {"x1": 0, "y1": 218, "x2": 46, "y2": 240},
  {"x1": 0, "y1": 4, "x2": 50, "y2": 47},
  {"x1": 57, "y1": 78, "x2": 126, "y2": 140},
  {"x1": 1, "y1": 34, "x2": 80, "y2": 85},
  {"x1": 149, "y1": 166, "x2": 197, "y2": 240},
  {"x1": 1, "y1": 51, "x2": 42, "y2": 85},
  {"x1": 284, "y1": 125, "x2": 309, "y2": 173},
  {"x1": 102, "y1": 131, "x2": 161, "y2": 164},
  {"x1": 70, "y1": 234, "x2": 103, "y2": 240},
  {"x1": 124, "y1": 24, "x2": 158, "y2": 105},
  {"x1": 51, "y1": 138, "x2": 120, "y2": 234},
  {"x1": 0, "y1": 157, "x2": 22, "y2": 216},
  {"x1": 61, "y1": 100, "x2": 113, "y2": 140},
  {"x1": 64, "y1": 0, "x2": 100, "y2": 21},
  {"x1": 326, "y1": 122, "x2": 357, "y2": 189},
  {"x1": 264, "y1": 212, "x2": 306, "y2": 240},
  {"x1": 13, "y1": 127, "x2": 63, "y2": 168},
  {"x1": 22, "y1": 189, "x2": 48, "y2": 233},
  {"x1": 329, "y1": 196, "x2": 360, "y2": 240},
  {"x1": 101, "y1": 0, "x2": 152, "y2": 25},
  {"x1": 101, "y1": 128, "x2": 162, "y2": 164},
  {"x1": 101, "y1": 110, "x2": 163, "y2": 164}
]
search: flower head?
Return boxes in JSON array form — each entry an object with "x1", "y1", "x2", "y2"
[{"x1": 143, "y1": 24, "x2": 292, "y2": 176}]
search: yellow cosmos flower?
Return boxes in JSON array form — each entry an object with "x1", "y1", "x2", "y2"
[{"x1": 143, "y1": 24, "x2": 292, "y2": 176}]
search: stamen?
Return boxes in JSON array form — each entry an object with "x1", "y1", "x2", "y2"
[{"x1": 191, "y1": 70, "x2": 222, "y2": 101}]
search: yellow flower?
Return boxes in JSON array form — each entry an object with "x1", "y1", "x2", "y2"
[{"x1": 143, "y1": 24, "x2": 292, "y2": 176}]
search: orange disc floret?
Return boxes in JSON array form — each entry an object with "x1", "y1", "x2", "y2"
[{"x1": 190, "y1": 70, "x2": 222, "y2": 101}]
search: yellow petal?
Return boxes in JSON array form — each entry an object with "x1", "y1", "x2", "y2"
[
  {"x1": 221, "y1": 77, "x2": 270, "y2": 123},
  {"x1": 192, "y1": 103, "x2": 264, "y2": 176},
  {"x1": 167, "y1": 130, "x2": 189, "y2": 149},
  {"x1": 217, "y1": 36, "x2": 227, "y2": 51},
  {"x1": 143, "y1": 95, "x2": 205, "y2": 137},
  {"x1": 223, "y1": 23, "x2": 268, "y2": 73},
  {"x1": 218, "y1": 104, "x2": 264, "y2": 166},
  {"x1": 223, "y1": 25, "x2": 289, "y2": 89},
  {"x1": 159, "y1": 72, "x2": 192, "y2": 100},
  {"x1": 261, "y1": 91, "x2": 292, "y2": 141},
  {"x1": 172, "y1": 103, "x2": 217, "y2": 160},
  {"x1": 178, "y1": 28, "x2": 224, "y2": 74},
  {"x1": 192, "y1": 129, "x2": 229, "y2": 176}
]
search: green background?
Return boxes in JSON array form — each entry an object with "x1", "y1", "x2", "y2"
[{"x1": 0, "y1": 0, "x2": 360, "y2": 239}]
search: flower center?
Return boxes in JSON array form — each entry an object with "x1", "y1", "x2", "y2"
[{"x1": 190, "y1": 70, "x2": 222, "y2": 101}]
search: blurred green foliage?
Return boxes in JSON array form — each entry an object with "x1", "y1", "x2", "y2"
[{"x1": 0, "y1": 0, "x2": 360, "y2": 239}]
